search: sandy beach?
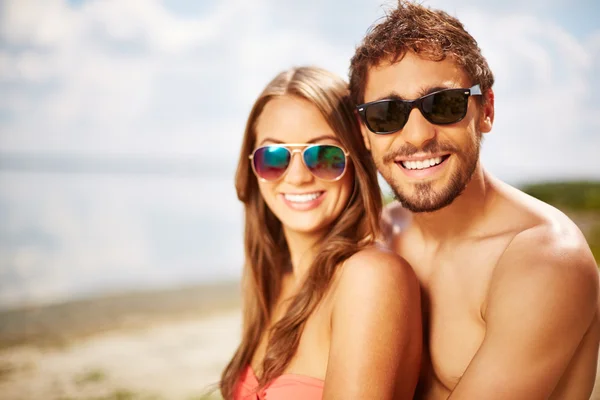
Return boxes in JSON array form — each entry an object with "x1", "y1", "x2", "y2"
[
  {"x1": 0, "y1": 281, "x2": 599, "y2": 400},
  {"x1": 0, "y1": 311, "x2": 240, "y2": 400},
  {"x1": 0, "y1": 282, "x2": 242, "y2": 400}
]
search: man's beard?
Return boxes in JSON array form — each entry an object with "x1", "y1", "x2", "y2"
[{"x1": 379, "y1": 133, "x2": 481, "y2": 213}]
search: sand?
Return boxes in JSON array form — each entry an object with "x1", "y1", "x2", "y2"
[
  {"x1": 0, "y1": 310, "x2": 241, "y2": 400},
  {"x1": 0, "y1": 280, "x2": 598, "y2": 400}
]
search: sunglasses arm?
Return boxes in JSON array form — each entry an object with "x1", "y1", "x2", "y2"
[{"x1": 470, "y1": 84, "x2": 482, "y2": 96}]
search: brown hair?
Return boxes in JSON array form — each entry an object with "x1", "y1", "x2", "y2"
[
  {"x1": 349, "y1": 0, "x2": 495, "y2": 105},
  {"x1": 219, "y1": 66, "x2": 382, "y2": 398}
]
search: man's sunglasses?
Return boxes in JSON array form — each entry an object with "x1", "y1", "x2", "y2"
[
  {"x1": 356, "y1": 84, "x2": 482, "y2": 134},
  {"x1": 249, "y1": 144, "x2": 349, "y2": 182}
]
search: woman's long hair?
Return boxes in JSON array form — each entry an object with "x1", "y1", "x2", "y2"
[{"x1": 220, "y1": 66, "x2": 382, "y2": 399}]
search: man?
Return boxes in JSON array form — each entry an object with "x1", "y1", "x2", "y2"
[{"x1": 349, "y1": 1, "x2": 600, "y2": 399}]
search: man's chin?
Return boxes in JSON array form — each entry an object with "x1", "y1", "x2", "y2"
[
  {"x1": 396, "y1": 199, "x2": 448, "y2": 213},
  {"x1": 393, "y1": 190, "x2": 459, "y2": 213}
]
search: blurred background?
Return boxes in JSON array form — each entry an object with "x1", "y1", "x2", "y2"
[{"x1": 0, "y1": 0, "x2": 598, "y2": 399}]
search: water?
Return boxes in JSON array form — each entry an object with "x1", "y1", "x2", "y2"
[{"x1": 0, "y1": 170, "x2": 244, "y2": 310}]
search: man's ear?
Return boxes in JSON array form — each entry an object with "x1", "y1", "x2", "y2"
[
  {"x1": 479, "y1": 88, "x2": 495, "y2": 134},
  {"x1": 354, "y1": 109, "x2": 371, "y2": 150}
]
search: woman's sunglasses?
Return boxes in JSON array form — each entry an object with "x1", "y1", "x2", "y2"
[
  {"x1": 356, "y1": 84, "x2": 482, "y2": 134},
  {"x1": 249, "y1": 144, "x2": 349, "y2": 182}
]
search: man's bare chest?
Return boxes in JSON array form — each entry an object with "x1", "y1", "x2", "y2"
[{"x1": 398, "y1": 240, "x2": 507, "y2": 391}]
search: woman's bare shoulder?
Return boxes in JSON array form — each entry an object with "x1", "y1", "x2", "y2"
[{"x1": 334, "y1": 245, "x2": 420, "y2": 305}]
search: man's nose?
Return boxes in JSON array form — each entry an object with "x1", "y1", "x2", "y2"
[{"x1": 399, "y1": 108, "x2": 437, "y2": 149}]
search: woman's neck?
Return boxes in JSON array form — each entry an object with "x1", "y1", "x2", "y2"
[{"x1": 283, "y1": 228, "x2": 323, "y2": 281}]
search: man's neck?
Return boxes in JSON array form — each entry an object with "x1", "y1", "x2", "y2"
[{"x1": 411, "y1": 166, "x2": 495, "y2": 242}]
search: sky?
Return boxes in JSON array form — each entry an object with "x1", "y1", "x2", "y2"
[{"x1": 0, "y1": 0, "x2": 599, "y2": 308}]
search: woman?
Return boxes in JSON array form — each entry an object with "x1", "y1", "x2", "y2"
[{"x1": 220, "y1": 66, "x2": 422, "y2": 400}]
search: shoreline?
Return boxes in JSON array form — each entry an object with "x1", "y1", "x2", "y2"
[{"x1": 0, "y1": 280, "x2": 241, "y2": 350}]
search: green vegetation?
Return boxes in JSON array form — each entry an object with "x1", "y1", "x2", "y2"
[
  {"x1": 521, "y1": 181, "x2": 600, "y2": 263},
  {"x1": 75, "y1": 368, "x2": 108, "y2": 386},
  {"x1": 585, "y1": 224, "x2": 600, "y2": 264},
  {"x1": 521, "y1": 181, "x2": 600, "y2": 211}
]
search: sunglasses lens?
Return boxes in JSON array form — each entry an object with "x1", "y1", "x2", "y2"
[
  {"x1": 252, "y1": 146, "x2": 290, "y2": 181},
  {"x1": 303, "y1": 145, "x2": 347, "y2": 181},
  {"x1": 422, "y1": 90, "x2": 469, "y2": 124},
  {"x1": 365, "y1": 101, "x2": 410, "y2": 134}
]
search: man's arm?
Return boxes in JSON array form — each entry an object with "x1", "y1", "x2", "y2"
[
  {"x1": 448, "y1": 226, "x2": 599, "y2": 400},
  {"x1": 323, "y1": 248, "x2": 422, "y2": 400}
]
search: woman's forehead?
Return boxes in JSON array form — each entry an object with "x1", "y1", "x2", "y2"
[{"x1": 254, "y1": 96, "x2": 339, "y2": 145}]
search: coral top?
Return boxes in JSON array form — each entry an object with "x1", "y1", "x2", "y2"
[{"x1": 233, "y1": 366, "x2": 324, "y2": 400}]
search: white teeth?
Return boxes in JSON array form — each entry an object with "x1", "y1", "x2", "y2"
[
  {"x1": 284, "y1": 192, "x2": 321, "y2": 203},
  {"x1": 401, "y1": 157, "x2": 444, "y2": 170}
]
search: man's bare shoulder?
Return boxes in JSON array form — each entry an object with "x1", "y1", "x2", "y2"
[
  {"x1": 496, "y1": 178, "x2": 595, "y2": 262},
  {"x1": 488, "y1": 198, "x2": 599, "y2": 323},
  {"x1": 452, "y1": 182, "x2": 600, "y2": 400},
  {"x1": 499, "y1": 218, "x2": 597, "y2": 278},
  {"x1": 476, "y1": 179, "x2": 599, "y2": 320}
]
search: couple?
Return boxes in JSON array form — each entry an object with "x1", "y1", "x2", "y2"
[{"x1": 220, "y1": 2, "x2": 600, "y2": 399}]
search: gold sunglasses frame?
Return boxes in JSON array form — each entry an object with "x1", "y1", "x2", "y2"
[{"x1": 249, "y1": 143, "x2": 351, "y2": 182}]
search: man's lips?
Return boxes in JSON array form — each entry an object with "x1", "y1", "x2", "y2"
[
  {"x1": 393, "y1": 152, "x2": 451, "y2": 163},
  {"x1": 394, "y1": 154, "x2": 451, "y2": 178}
]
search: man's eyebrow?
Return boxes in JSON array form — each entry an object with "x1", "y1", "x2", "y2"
[
  {"x1": 416, "y1": 85, "x2": 454, "y2": 97},
  {"x1": 367, "y1": 85, "x2": 456, "y2": 103},
  {"x1": 257, "y1": 135, "x2": 339, "y2": 146},
  {"x1": 369, "y1": 92, "x2": 406, "y2": 103}
]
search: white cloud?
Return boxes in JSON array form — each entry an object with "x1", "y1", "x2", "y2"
[
  {"x1": 449, "y1": 10, "x2": 599, "y2": 182},
  {"x1": 0, "y1": 0, "x2": 365, "y2": 158}
]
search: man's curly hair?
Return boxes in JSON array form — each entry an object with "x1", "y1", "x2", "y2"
[{"x1": 349, "y1": 0, "x2": 494, "y2": 105}]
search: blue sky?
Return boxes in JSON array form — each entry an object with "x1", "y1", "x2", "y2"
[{"x1": 0, "y1": 0, "x2": 598, "y2": 308}]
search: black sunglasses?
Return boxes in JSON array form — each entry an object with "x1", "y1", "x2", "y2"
[{"x1": 356, "y1": 84, "x2": 482, "y2": 134}]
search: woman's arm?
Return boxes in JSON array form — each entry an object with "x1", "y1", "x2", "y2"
[{"x1": 322, "y1": 247, "x2": 422, "y2": 400}]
